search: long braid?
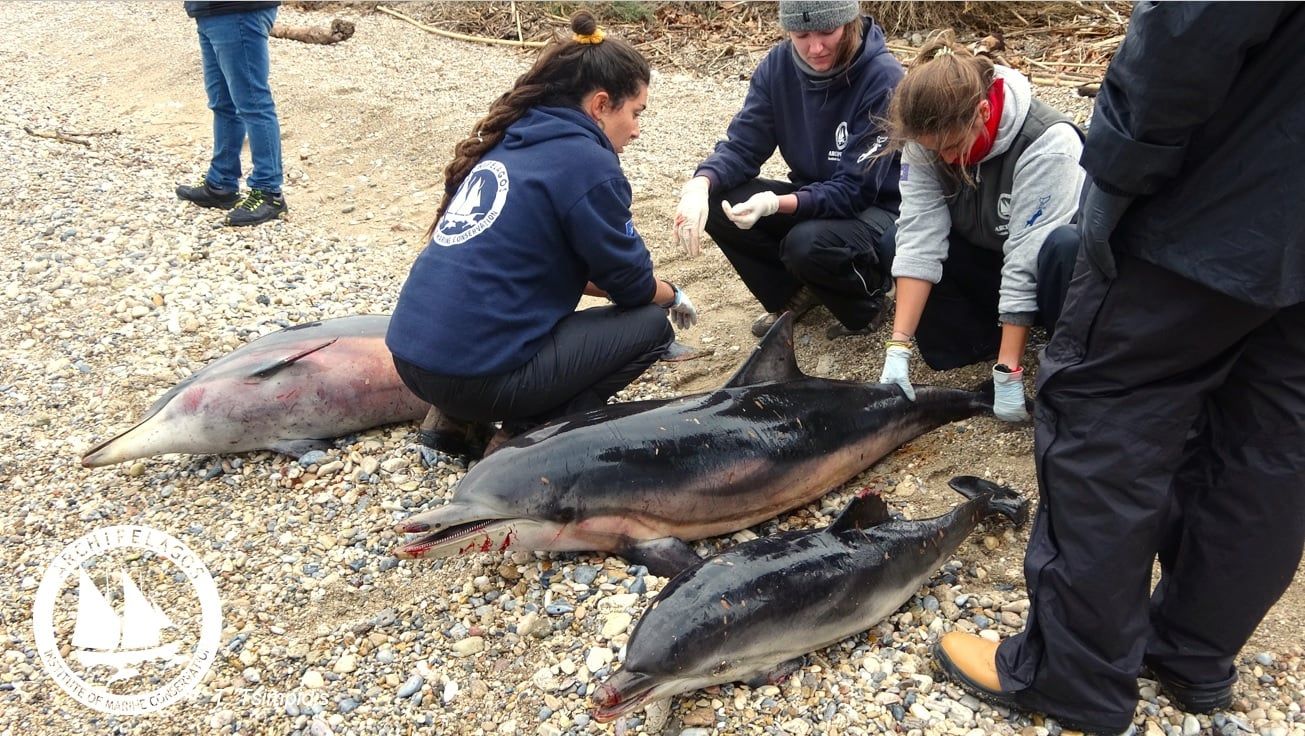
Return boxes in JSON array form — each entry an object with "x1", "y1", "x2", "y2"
[{"x1": 431, "y1": 82, "x2": 549, "y2": 232}]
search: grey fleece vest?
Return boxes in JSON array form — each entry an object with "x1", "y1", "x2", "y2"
[{"x1": 944, "y1": 99, "x2": 1083, "y2": 252}]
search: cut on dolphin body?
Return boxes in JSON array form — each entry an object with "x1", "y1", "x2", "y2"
[
  {"x1": 394, "y1": 313, "x2": 994, "y2": 576},
  {"x1": 81, "y1": 315, "x2": 430, "y2": 467},
  {"x1": 590, "y1": 476, "x2": 1029, "y2": 722}
]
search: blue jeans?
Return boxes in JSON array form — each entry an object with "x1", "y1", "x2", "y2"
[{"x1": 196, "y1": 7, "x2": 282, "y2": 193}]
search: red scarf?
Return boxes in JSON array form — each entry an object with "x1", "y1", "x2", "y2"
[{"x1": 963, "y1": 78, "x2": 1005, "y2": 165}]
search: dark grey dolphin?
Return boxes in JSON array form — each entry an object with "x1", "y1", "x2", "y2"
[
  {"x1": 81, "y1": 316, "x2": 430, "y2": 467},
  {"x1": 591, "y1": 476, "x2": 1028, "y2": 722},
  {"x1": 394, "y1": 313, "x2": 994, "y2": 576}
]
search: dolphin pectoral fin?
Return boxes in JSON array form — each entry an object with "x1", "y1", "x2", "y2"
[
  {"x1": 947, "y1": 476, "x2": 1029, "y2": 526},
  {"x1": 271, "y1": 438, "x2": 334, "y2": 457},
  {"x1": 742, "y1": 656, "x2": 806, "y2": 688},
  {"x1": 623, "y1": 537, "x2": 703, "y2": 578},
  {"x1": 722, "y1": 312, "x2": 803, "y2": 388},
  {"x1": 247, "y1": 339, "x2": 338, "y2": 379}
]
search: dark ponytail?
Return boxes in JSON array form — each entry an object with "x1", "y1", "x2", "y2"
[{"x1": 426, "y1": 11, "x2": 650, "y2": 239}]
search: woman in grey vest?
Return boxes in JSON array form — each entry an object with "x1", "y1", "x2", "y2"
[{"x1": 876, "y1": 36, "x2": 1084, "y2": 421}]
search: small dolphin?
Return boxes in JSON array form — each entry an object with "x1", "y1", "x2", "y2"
[
  {"x1": 591, "y1": 476, "x2": 1028, "y2": 722},
  {"x1": 81, "y1": 316, "x2": 430, "y2": 467},
  {"x1": 393, "y1": 313, "x2": 993, "y2": 575}
]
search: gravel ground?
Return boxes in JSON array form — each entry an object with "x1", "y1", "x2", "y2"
[{"x1": 1, "y1": 4, "x2": 1302, "y2": 736}]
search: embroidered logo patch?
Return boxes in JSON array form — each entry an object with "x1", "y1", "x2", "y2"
[
  {"x1": 1026, "y1": 195, "x2": 1053, "y2": 227},
  {"x1": 900, "y1": 163, "x2": 910, "y2": 182},
  {"x1": 857, "y1": 135, "x2": 889, "y2": 164},
  {"x1": 997, "y1": 193, "x2": 1012, "y2": 220},
  {"x1": 835, "y1": 121, "x2": 849, "y2": 151},
  {"x1": 433, "y1": 160, "x2": 510, "y2": 247},
  {"x1": 625, "y1": 219, "x2": 635, "y2": 237}
]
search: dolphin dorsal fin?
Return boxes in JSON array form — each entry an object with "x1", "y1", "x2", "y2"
[
  {"x1": 248, "y1": 338, "x2": 338, "y2": 379},
  {"x1": 829, "y1": 492, "x2": 892, "y2": 533},
  {"x1": 722, "y1": 312, "x2": 803, "y2": 388}
]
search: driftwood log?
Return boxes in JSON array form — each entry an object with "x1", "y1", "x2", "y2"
[{"x1": 270, "y1": 18, "x2": 355, "y2": 45}]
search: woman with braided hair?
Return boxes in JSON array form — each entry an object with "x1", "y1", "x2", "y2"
[
  {"x1": 387, "y1": 11, "x2": 696, "y2": 459},
  {"x1": 875, "y1": 33, "x2": 1085, "y2": 422}
]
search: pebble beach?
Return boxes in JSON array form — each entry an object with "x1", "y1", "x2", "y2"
[{"x1": 1, "y1": 3, "x2": 1302, "y2": 736}]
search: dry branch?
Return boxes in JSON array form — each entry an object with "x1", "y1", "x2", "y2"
[
  {"x1": 377, "y1": 5, "x2": 547, "y2": 48},
  {"x1": 22, "y1": 126, "x2": 91, "y2": 146},
  {"x1": 270, "y1": 19, "x2": 356, "y2": 45}
]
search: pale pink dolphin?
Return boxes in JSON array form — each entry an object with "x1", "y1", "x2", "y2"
[{"x1": 81, "y1": 316, "x2": 429, "y2": 467}]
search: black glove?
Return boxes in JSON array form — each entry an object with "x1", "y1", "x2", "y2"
[{"x1": 1079, "y1": 183, "x2": 1134, "y2": 280}]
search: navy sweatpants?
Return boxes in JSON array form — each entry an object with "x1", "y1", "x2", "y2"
[
  {"x1": 887, "y1": 223, "x2": 1079, "y2": 370},
  {"x1": 705, "y1": 178, "x2": 896, "y2": 332},
  {"x1": 995, "y1": 251, "x2": 1305, "y2": 731},
  {"x1": 394, "y1": 304, "x2": 673, "y2": 434}
]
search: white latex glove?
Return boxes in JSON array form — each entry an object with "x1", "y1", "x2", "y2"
[
  {"x1": 879, "y1": 344, "x2": 915, "y2": 401},
  {"x1": 721, "y1": 190, "x2": 780, "y2": 230},
  {"x1": 668, "y1": 285, "x2": 698, "y2": 330},
  {"x1": 673, "y1": 177, "x2": 711, "y2": 257},
  {"x1": 992, "y1": 364, "x2": 1030, "y2": 422}
]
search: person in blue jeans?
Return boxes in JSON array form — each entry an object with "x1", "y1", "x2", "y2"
[{"x1": 175, "y1": 1, "x2": 287, "y2": 227}]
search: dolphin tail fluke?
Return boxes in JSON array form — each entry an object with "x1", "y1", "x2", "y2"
[
  {"x1": 623, "y1": 537, "x2": 702, "y2": 578},
  {"x1": 947, "y1": 475, "x2": 1029, "y2": 526}
]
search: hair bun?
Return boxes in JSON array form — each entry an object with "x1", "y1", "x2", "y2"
[{"x1": 570, "y1": 10, "x2": 598, "y2": 37}]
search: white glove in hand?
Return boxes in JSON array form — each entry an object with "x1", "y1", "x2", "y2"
[
  {"x1": 673, "y1": 177, "x2": 711, "y2": 257},
  {"x1": 721, "y1": 191, "x2": 780, "y2": 230},
  {"x1": 879, "y1": 345, "x2": 915, "y2": 401},
  {"x1": 992, "y1": 364, "x2": 1030, "y2": 422},
  {"x1": 668, "y1": 286, "x2": 698, "y2": 330}
]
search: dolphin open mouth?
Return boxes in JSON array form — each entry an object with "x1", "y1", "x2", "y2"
[
  {"x1": 591, "y1": 672, "x2": 658, "y2": 723},
  {"x1": 394, "y1": 519, "x2": 516, "y2": 559}
]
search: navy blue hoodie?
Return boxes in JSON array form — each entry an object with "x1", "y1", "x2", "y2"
[
  {"x1": 387, "y1": 106, "x2": 656, "y2": 377},
  {"x1": 696, "y1": 17, "x2": 904, "y2": 218}
]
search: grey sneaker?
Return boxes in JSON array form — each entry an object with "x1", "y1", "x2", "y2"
[{"x1": 751, "y1": 287, "x2": 819, "y2": 338}]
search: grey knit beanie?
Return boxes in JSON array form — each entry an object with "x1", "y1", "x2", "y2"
[{"x1": 777, "y1": 0, "x2": 860, "y2": 32}]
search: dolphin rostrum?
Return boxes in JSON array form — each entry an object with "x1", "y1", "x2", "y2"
[
  {"x1": 591, "y1": 476, "x2": 1029, "y2": 722},
  {"x1": 393, "y1": 313, "x2": 994, "y2": 576},
  {"x1": 81, "y1": 315, "x2": 430, "y2": 467}
]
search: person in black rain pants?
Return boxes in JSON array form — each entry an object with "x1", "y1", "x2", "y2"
[{"x1": 932, "y1": 3, "x2": 1305, "y2": 734}]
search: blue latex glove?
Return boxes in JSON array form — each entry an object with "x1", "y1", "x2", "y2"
[
  {"x1": 1079, "y1": 183, "x2": 1134, "y2": 280},
  {"x1": 879, "y1": 344, "x2": 915, "y2": 401},
  {"x1": 992, "y1": 364, "x2": 1029, "y2": 422},
  {"x1": 668, "y1": 286, "x2": 698, "y2": 330}
]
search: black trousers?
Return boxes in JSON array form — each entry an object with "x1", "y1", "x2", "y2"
[
  {"x1": 393, "y1": 304, "x2": 673, "y2": 433},
  {"x1": 898, "y1": 223, "x2": 1079, "y2": 370},
  {"x1": 995, "y1": 251, "x2": 1305, "y2": 731},
  {"x1": 705, "y1": 178, "x2": 895, "y2": 331}
]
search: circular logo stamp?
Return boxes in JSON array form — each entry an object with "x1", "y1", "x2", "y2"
[
  {"x1": 433, "y1": 160, "x2": 510, "y2": 247},
  {"x1": 32, "y1": 525, "x2": 222, "y2": 714}
]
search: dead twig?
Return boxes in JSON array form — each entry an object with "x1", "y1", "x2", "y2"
[
  {"x1": 56, "y1": 128, "x2": 120, "y2": 137},
  {"x1": 22, "y1": 126, "x2": 90, "y2": 146},
  {"x1": 377, "y1": 5, "x2": 547, "y2": 48}
]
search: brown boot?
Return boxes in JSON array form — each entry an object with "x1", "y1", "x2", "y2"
[
  {"x1": 482, "y1": 427, "x2": 515, "y2": 457},
  {"x1": 933, "y1": 633, "x2": 1135, "y2": 736},
  {"x1": 415, "y1": 406, "x2": 491, "y2": 460},
  {"x1": 751, "y1": 286, "x2": 821, "y2": 338}
]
